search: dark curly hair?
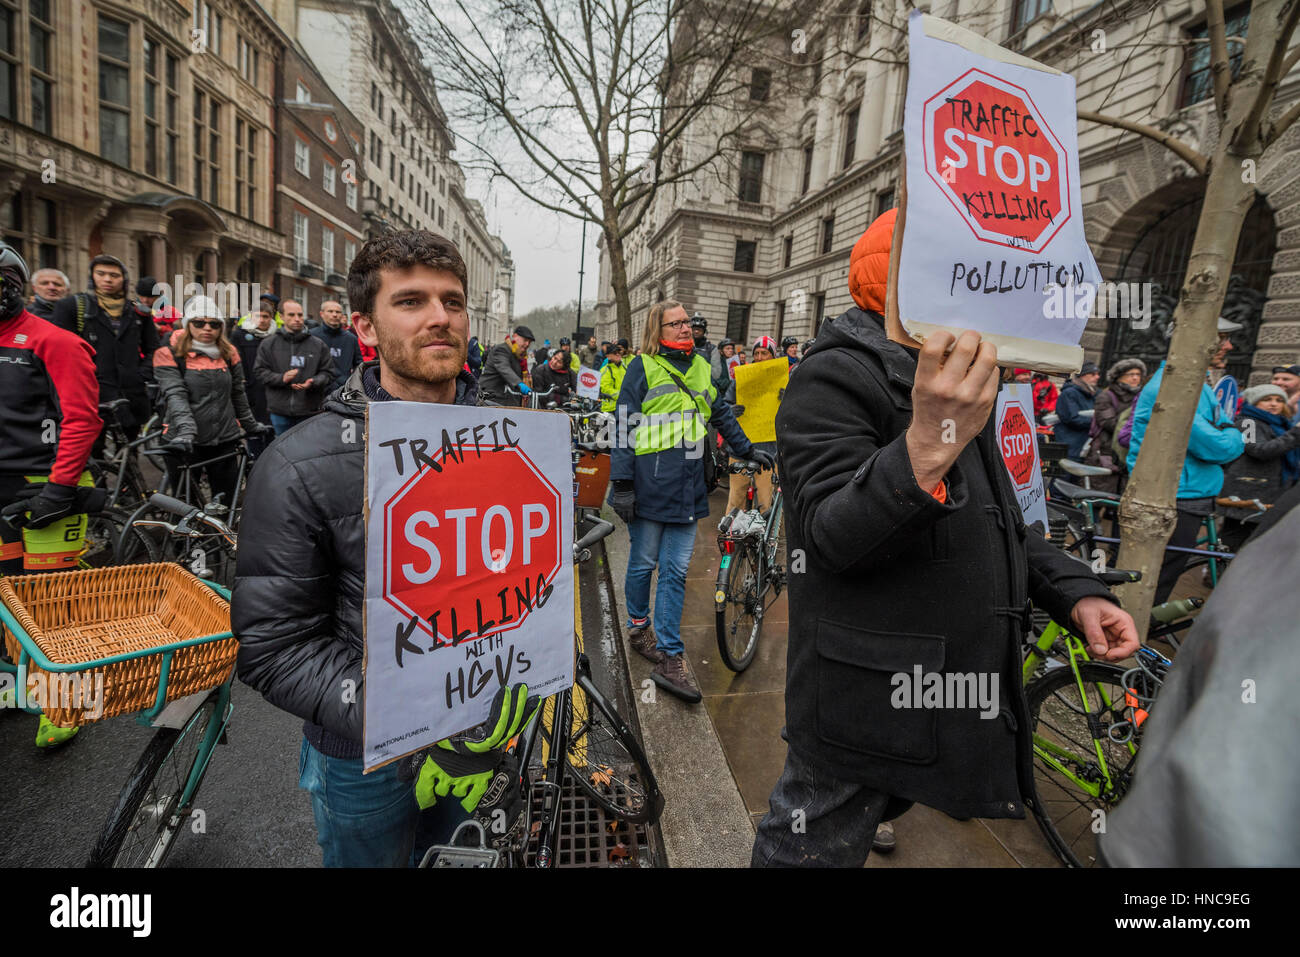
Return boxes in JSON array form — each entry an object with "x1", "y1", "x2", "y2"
[{"x1": 347, "y1": 229, "x2": 468, "y2": 318}]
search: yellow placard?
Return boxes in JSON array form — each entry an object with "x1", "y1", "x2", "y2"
[{"x1": 734, "y1": 358, "x2": 789, "y2": 444}]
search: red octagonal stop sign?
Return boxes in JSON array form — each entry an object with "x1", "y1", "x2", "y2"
[
  {"x1": 923, "y1": 69, "x2": 1070, "y2": 253},
  {"x1": 383, "y1": 445, "x2": 563, "y2": 645},
  {"x1": 998, "y1": 401, "x2": 1037, "y2": 490}
]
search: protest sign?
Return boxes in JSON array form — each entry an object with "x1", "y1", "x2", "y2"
[
  {"x1": 726, "y1": 355, "x2": 743, "y2": 379},
  {"x1": 996, "y1": 384, "x2": 1048, "y2": 529},
  {"x1": 1213, "y1": 375, "x2": 1238, "y2": 420},
  {"x1": 576, "y1": 366, "x2": 600, "y2": 400},
  {"x1": 894, "y1": 11, "x2": 1099, "y2": 374},
  {"x1": 363, "y1": 402, "x2": 575, "y2": 771},
  {"x1": 734, "y1": 357, "x2": 788, "y2": 444}
]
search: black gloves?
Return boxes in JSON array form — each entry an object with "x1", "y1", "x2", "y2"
[
  {"x1": 609, "y1": 480, "x2": 636, "y2": 523},
  {"x1": 749, "y1": 449, "x2": 776, "y2": 470},
  {"x1": 1, "y1": 482, "x2": 107, "y2": 529},
  {"x1": 731, "y1": 404, "x2": 746, "y2": 417},
  {"x1": 159, "y1": 438, "x2": 193, "y2": 456}
]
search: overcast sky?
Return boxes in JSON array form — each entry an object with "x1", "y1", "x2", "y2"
[{"x1": 476, "y1": 180, "x2": 602, "y2": 316}]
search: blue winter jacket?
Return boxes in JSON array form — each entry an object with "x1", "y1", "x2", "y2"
[
  {"x1": 1054, "y1": 379, "x2": 1096, "y2": 458},
  {"x1": 1126, "y1": 362, "x2": 1245, "y2": 499},
  {"x1": 612, "y1": 344, "x2": 755, "y2": 523}
]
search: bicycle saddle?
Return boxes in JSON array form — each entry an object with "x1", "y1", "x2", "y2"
[{"x1": 1051, "y1": 479, "x2": 1119, "y2": 505}]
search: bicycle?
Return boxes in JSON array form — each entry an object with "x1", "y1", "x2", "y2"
[
  {"x1": 116, "y1": 492, "x2": 239, "y2": 586},
  {"x1": 713, "y1": 459, "x2": 785, "y2": 672},
  {"x1": 420, "y1": 517, "x2": 664, "y2": 868},
  {"x1": 87, "y1": 398, "x2": 164, "y2": 513},
  {"x1": 1020, "y1": 547, "x2": 1200, "y2": 867},
  {"x1": 0, "y1": 549, "x2": 236, "y2": 868}
]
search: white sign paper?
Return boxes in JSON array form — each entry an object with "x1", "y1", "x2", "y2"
[
  {"x1": 995, "y1": 384, "x2": 1048, "y2": 529},
  {"x1": 363, "y1": 402, "x2": 575, "y2": 770},
  {"x1": 898, "y1": 12, "x2": 1100, "y2": 373},
  {"x1": 576, "y1": 366, "x2": 600, "y2": 400}
]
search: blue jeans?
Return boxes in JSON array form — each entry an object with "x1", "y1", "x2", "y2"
[
  {"x1": 271, "y1": 413, "x2": 310, "y2": 437},
  {"x1": 624, "y1": 517, "x2": 697, "y2": 656},
  {"x1": 751, "y1": 742, "x2": 901, "y2": 868},
  {"x1": 297, "y1": 738, "x2": 468, "y2": 867}
]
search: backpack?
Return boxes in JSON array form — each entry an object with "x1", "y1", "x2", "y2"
[{"x1": 1112, "y1": 399, "x2": 1137, "y2": 460}]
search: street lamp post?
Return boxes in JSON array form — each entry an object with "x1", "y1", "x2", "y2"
[{"x1": 575, "y1": 216, "x2": 587, "y2": 336}]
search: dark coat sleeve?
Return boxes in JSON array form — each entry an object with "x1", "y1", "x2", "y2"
[
  {"x1": 1240, "y1": 419, "x2": 1300, "y2": 460},
  {"x1": 1056, "y1": 385, "x2": 1092, "y2": 429},
  {"x1": 253, "y1": 336, "x2": 285, "y2": 390},
  {"x1": 49, "y1": 294, "x2": 78, "y2": 333},
  {"x1": 1024, "y1": 531, "x2": 1119, "y2": 626},
  {"x1": 709, "y1": 385, "x2": 753, "y2": 458},
  {"x1": 153, "y1": 347, "x2": 197, "y2": 443},
  {"x1": 486, "y1": 343, "x2": 524, "y2": 389},
  {"x1": 308, "y1": 338, "x2": 335, "y2": 392},
  {"x1": 232, "y1": 442, "x2": 361, "y2": 740},
  {"x1": 611, "y1": 355, "x2": 648, "y2": 482},
  {"x1": 229, "y1": 359, "x2": 258, "y2": 434},
  {"x1": 776, "y1": 350, "x2": 967, "y2": 575}
]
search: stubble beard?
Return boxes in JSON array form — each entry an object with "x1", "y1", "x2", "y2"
[{"x1": 379, "y1": 325, "x2": 467, "y2": 388}]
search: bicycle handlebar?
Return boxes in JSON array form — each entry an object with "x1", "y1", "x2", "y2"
[{"x1": 149, "y1": 493, "x2": 197, "y2": 520}]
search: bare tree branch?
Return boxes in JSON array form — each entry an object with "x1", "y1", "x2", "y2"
[
  {"x1": 1206, "y1": 0, "x2": 1232, "y2": 119},
  {"x1": 1242, "y1": 0, "x2": 1300, "y2": 148},
  {"x1": 1078, "y1": 109, "x2": 1209, "y2": 174}
]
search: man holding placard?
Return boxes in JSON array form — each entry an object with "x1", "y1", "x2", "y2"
[
  {"x1": 233, "y1": 231, "x2": 536, "y2": 867},
  {"x1": 753, "y1": 198, "x2": 1138, "y2": 866}
]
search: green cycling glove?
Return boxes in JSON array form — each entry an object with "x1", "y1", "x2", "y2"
[{"x1": 414, "y1": 682, "x2": 539, "y2": 812}]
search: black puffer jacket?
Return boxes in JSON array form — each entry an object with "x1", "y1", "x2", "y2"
[
  {"x1": 252, "y1": 326, "x2": 336, "y2": 418},
  {"x1": 776, "y1": 307, "x2": 1116, "y2": 820},
  {"x1": 232, "y1": 362, "x2": 479, "y2": 758}
]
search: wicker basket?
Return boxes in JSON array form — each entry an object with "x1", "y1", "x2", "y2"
[{"x1": 0, "y1": 563, "x2": 234, "y2": 727}]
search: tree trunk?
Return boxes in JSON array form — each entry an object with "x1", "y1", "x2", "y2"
[
  {"x1": 1113, "y1": 140, "x2": 1259, "y2": 636},
  {"x1": 603, "y1": 223, "x2": 634, "y2": 344}
]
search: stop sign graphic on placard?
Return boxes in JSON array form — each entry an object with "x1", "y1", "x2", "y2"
[
  {"x1": 576, "y1": 367, "x2": 600, "y2": 400},
  {"x1": 923, "y1": 69, "x2": 1070, "y2": 253},
  {"x1": 383, "y1": 445, "x2": 563, "y2": 644},
  {"x1": 999, "y1": 402, "x2": 1036, "y2": 490}
]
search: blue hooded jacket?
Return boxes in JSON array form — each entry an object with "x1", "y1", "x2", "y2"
[{"x1": 1126, "y1": 362, "x2": 1244, "y2": 499}]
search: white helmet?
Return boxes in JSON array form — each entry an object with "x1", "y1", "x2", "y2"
[{"x1": 182, "y1": 294, "x2": 224, "y2": 325}]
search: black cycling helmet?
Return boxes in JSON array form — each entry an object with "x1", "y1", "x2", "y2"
[
  {"x1": 690, "y1": 312, "x2": 706, "y2": 329},
  {"x1": 559, "y1": 336, "x2": 571, "y2": 346},
  {"x1": 718, "y1": 338, "x2": 735, "y2": 348},
  {"x1": 781, "y1": 335, "x2": 799, "y2": 349},
  {"x1": 0, "y1": 240, "x2": 30, "y2": 321}
]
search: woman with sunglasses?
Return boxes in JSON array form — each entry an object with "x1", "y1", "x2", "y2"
[{"x1": 153, "y1": 295, "x2": 269, "y2": 510}]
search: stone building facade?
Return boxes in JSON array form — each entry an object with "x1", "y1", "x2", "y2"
[
  {"x1": 273, "y1": 0, "x2": 513, "y2": 342},
  {"x1": 1, "y1": 0, "x2": 285, "y2": 303},
  {"x1": 595, "y1": 0, "x2": 1300, "y2": 386},
  {"x1": 274, "y1": 37, "x2": 366, "y2": 315}
]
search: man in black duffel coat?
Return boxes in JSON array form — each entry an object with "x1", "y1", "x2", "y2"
[{"x1": 752, "y1": 211, "x2": 1139, "y2": 867}]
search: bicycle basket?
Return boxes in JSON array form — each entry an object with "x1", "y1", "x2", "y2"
[{"x1": 0, "y1": 563, "x2": 235, "y2": 727}]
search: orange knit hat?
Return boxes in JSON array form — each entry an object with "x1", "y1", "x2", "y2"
[{"x1": 848, "y1": 207, "x2": 897, "y2": 314}]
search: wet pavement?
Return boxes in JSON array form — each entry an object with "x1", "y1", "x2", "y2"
[{"x1": 674, "y1": 488, "x2": 1063, "y2": 867}]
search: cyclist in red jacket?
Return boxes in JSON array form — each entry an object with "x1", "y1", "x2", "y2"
[{"x1": 0, "y1": 242, "x2": 104, "y2": 747}]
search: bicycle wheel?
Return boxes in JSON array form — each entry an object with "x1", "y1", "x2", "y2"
[
  {"x1": 559, "y1": 677, "x2": 661, "y2": 825},
  {"x1": 87, "y1": 690, "x2": 222, "y2": 868},
  {"x1": 82, "y1": 508, "x2": 132, "y2": 568},
  {"x1": 1025, "y1": 661, "x2": 1134, "y2": 868},
  {"x1": 715, "y1": 542, "x2": 763, "y2": 671},
  {"x1": 114, "y1": 504, "x2": 165, "y2": 565}
]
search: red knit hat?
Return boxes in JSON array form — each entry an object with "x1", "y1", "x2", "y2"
[{"x1": 752, "y1": 335, "x2": 777, "y2": 355}]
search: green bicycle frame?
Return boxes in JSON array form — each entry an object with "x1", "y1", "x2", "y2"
[{"x1": 1022, "y1": 619, "x2": 1136, "y2": 800}]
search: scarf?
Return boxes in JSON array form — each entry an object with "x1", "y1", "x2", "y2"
[
  {"x1": 660, "y1": 339, "x2": 693, "y2": 355},
  {"x1": 1240, "y1": 403, "x2": 1300, "y2": 485},
  {"x1": 240, "y1": 314, "x2": 274, "y2": 337},
  {"x1": 97, "y1": 292, "x2": 126, "y2": 320},
  {"x1": 189, "y1": 339, "x2": 221, "y2": 360}
]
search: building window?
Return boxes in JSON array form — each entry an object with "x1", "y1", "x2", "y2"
[
  {"x1": 822, "y1": 215, "x2": 835, "y2": 254},
  {"x1": 165, "y1": 54, "x2": 179, "y2": 183},
  {"x1": 775, "y1": 301, "x2": 785, "y2": 344},
  {"x1": 293, "y1": 284, "x2": 308, "y2": 312},
  {"x1": 294, "y1": 138, "x2": 310, "y2": 176},
  {"x1": 236, "y1": 119, "x2": 257, "y2": 218},
  {"x1": 322, "y1": 226, "x2": 335, "y2": 273},
  {"x1": 346, "y1": 179, "x2": 357, "y2": 211},
  {"x1": 0, "y1": 0, "x2": 15, "y2": 120},
  {"x1": 144, "y1": 38, "x2": 161, "y2": 175},
  {"x1": 876, "y1": 187, "x2": 896, "y2": 217},
  {"x1": 782, "y1": 235, "x2": 793, "y2": 268},
  {"x1": 293, "y1": 211, "x2": 309, "y2": 265},
  {"x1": 238, "y1": 36, "x2": 259, "y2": 85},
  {"x1": 193, "y1": 88, "x2": 221, "y2": 205},
  {"x1": 438, "y1": 206, "x2": 445, "y2": 228},
  {"x1": 749, "y1": 68, "x2": 771, "y2": 102},
  {"x1": 193, "y1": 2, "x2": 221, "y2": 56},
  {"x1": 813, "y1": 293, "x2": 826, "y2": 333},
  {"x1": 29, "y1": 0, "x2": 53, "y2": 134},
  {"x1": 843, "y1": 106, "x2": 860, "y2": 169},
  {"x1": 344, "y1": 239, "x2": 357, "y2": 272},
  {"x1": 726, "y1": 302, "x2": 751, "y2": 344},
  {"x1": 296, "y1": 81, "x2": 311, "y2": 103},
  {"x1": 738, "y1": 151, "x2": 764, "y2": 203},
  {"x1": 734, "y1": 240, "x2": 757, "y2": 273},
  {"x1": 98, "y1": 14, "x2": 131, "y2": 167},
  {"x1": 323, "y1": 159, "x2": 337, "y2": 195},
  {"x1": 1180, "y1": 5, "x2": 1250, "y2": 107},
  {"x1": 857, "y1": 1, "x2": 872, "y2": 41},
  {"x1": 1012, "y1": 0, "x2": 1052, "y2": 33}
]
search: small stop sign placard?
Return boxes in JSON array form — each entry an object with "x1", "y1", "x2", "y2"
[
  {"x1": 364, "y1": 402, "x2": 575, "y2": 770},
  {"x1": 998, "y1": 401, "x2": 1036, "y2": 489},
  {"x1": 576, "y1": 366, "x2": 600, "y2": 400},
  {"x1": 923, "y1": 69, "x2": 1070, "y2": 253}
]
